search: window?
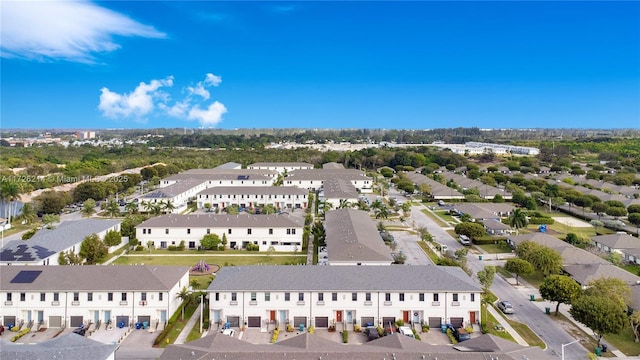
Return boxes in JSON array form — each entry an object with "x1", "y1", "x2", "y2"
[
  {"x1": 453, "y1": 293, "x2": 459, "y2": 302},
  {"x1": 471, "y1": 293, "x2": 475, "y2": 302},
  {"x1": 419, "y1": 293, "x2": 425, "y2": 302},
  {"x1": 433, "y1": 293, "x2": 439, "y2": 302},
  {"x1": 269, "y1": 228, "x2": 273, "y2": 235},
  {"x1": 214, "y1": 292, "x2": 219, "y2": 301},
  {"x1": 159, "y1": 293, "x2": 163, "y2": 301},
  {"x1": 143, "y1": 229, "x2": 146, "y2": 234},
  {"x1": 365, "y1": 293, "x2": 371, "y2": 301},
  {"x1": 73, "y1": 293, "x2": 79, "y2": 301},
  {"x1": 332, "y1": 293, "x2": 337, "y2": 301},
  {"x1": 318, "y1": 293, "x2": 324, "y2": 301},
  {"x1": 206, "y1": 228, "x2": 211, "y2": 234},
  {"x1": 298, "y1": 293, "x2": 304, "y2": 301},
  {"x1": 53, "y1": 293, "x2": 59, "y2": 302},
  {"x1": 40, "y1": 293, "x2": 46, "y2": 301},
  {"x1": 88, "y1": 293, "x2": 93, "y2": 302},
  {"x1": 187, "y1": 229, "x2": 191, "y2": 234},
  {"x1": 399, "y1": 293, "x2": 405, "y2": 302},
  {"x1": 122, "y1": 292, "x2": 127, "y2": 301},
  {"x1": 108, "y1": 293, "x2": 113, "y2": 301},
  {"x1": 148, "y1": 229, "x2": 151, "y2": 234},
  {"x1": 291, "y1": 229, "x2": 296, "y2": 234},
  {"x1": 189, "y1": 241, "x2": 195, "y2": 249},
  {"x1": 284, "y1": 293, "x2": 290, "y2": 301},
  {"x1": 287, "y1": 229, "x2": 291, "y2": 235},
  {"x1": 165, "y1": 229, "x2": 169, "y2": 234},
  {"x1": 385, "y1": 293, "x2": 391, "y2": 302},
  {"x1": 251, "y1": 292, "x2": 257, "y2": 301},
  {"x1": 352, "y1": 293, "x2": 357, "y2": 301},
  {"x1": 231, "y1": 293, "x2": 237, "y2": 301},
  {"x1": 265, "y1": 292, "x2": 270, "y2": 301},
  {"x1": 228, "y1": 229, "x2": 232, "y2": 234},
  {"x1": 7, "y1": 293, "x2": 12, "y2": 302},
  {"x1": 141, "y1": 293, "x2": 147, "y2": 301},
  {"x1": 247, "y1": 229, "x2": 252, "y2": 235}
]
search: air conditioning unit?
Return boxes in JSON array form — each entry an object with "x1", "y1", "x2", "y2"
[{"x1": 139, "y1": 301, "x2": 147, "y2": 306}]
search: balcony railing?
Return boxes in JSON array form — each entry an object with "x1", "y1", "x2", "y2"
[
  {"x1": 432, "y1": 301, "x2": 440, "y2": 306},
  {"x1": 71, "y1": 301, "x2": 80, "y2": 306},
  {"x1": 229, "y1": 300, "x2": 238, "y2": 306},
  {"x1": 451, "y1": 301, "x2": 460, "y2": 306},
  {"x1": 51, "y1": 301, "x2": 60, "y2": 306},
  {"x1": 249, "y1": 300, "x2": 257, "y2": 306},
  {"x1": 384, "y1": 301, "x2": 392, "y2": 306},
  {"x1": 316, "y1": 301, "x2": 325, "y2": 306},
  {"x1": 119, "y1": 301, "x2": 128, "y2": 306},
  {"x1": 364, "y1": 301, "x2": 373, "y2": 306},
  {"x1": 296, "y1": 301, "x2": 305, "y2": 306},
  {"x1": 4, "y1": 301, "x2": 12, "y2": 306}
]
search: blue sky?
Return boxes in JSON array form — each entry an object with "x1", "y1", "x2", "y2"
[{"x1": 1, "y1": 1, "x2": 639, "y2": 130}]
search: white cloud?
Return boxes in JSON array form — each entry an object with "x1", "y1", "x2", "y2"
[
  {"x1": 188, "y1": 102, "x2": 228, "y2": 127},
  {"x1": 99, "y1": 77, "x2": 174, "y2": 118},
  {"x1": 99, "y1": 73, "x2": 227, "y2": 126},
  {"x1": 1, "y1": 0, "x2": 165, "y2": 63},
  {"x1": 204, "y1": 73, "x2": 222, "y2": 87}
]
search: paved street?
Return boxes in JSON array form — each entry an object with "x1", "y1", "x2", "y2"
[{"x1": 403, "y1": 197, "x2": 590, "y2": 359}]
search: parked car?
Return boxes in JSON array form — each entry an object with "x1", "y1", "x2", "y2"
[
  {"x1": 398, "y1": 326, "x2": 415, "y2": 338},
  {"x1": 379, "y1": 231, "x2": 394, "y2": 242},
  {"x1": 364, "y1": 326, "x2": 380, "y2": 341},
  {"x1": 497, "y1": 300, "x2": 515, "y2": 314},
  {"x1": 221, "y1": 329, "x2": 235, "y2": 337},
  {"x1": 459, "y1": 235, "x2": 471, "y2": 246},
  {"x1": 454, "y1": 327, "x2": 471, "y2": 342},
  {"x1": 72, "y1": 327, "x2": 86, "y2": 336}
]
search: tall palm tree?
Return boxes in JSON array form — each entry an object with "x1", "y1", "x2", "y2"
[
  {"x1": 125, "y1": 202, "x2": 138, "y2": 214},
  {"x1": 105, "y1": 200, "x2": 120, "y2": 218},
  {"x1": 508, "y1": 208, "x2": 528, "y2": 233},
  {"x1": 375, "y1": 206, "x2": 389, "y2": 220},
  {"x1": 338, "y1": 199, "x2": 351, "y2": 209},
  {"x1": 161, "y1": 200, "x2": 175, "y2": 214},
  {"x1": 1, "y1": 181, "x2": 20, "y2": 225},
  {"x1": 18, "y1": 203, "x2": 37, "y2": 225},
  {"x1": 175, "y1": 286, "x2": 192, "y2": 321}
]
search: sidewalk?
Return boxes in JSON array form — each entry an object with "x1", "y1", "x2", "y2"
[
  {"x1": 486, "y1": 305, "x2": 528, "y2": 346},
  {"x1": 174, "y1": 302, "x2": 202, "y2": 345}
]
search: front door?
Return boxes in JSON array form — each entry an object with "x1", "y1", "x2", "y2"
[
  {"x1": 413, "y1": 312, "x2": 420, "y2": 324},
  {"x1": 470, "y1": 311, "x2": 476, "y2": 324},
  {"x1": 279, "y1": 310, "x2": 287, "y2": 325},
  {"x1": 346, "y1": 311, "x2": 353, "y2": 324},
  {"x1": 37, "y1": 311, "x2": 44, "y2": 323},
  {"x1": 94, "y1": 311, "x2": 100, "y2": 323},
  {"x1": 104, "y1": 310, "x2": 111, "y2": 323},
  {"x1": 403, "y1": 311, "x2": 409, "y2": 323},
  {"x1": 336, "y1": 310, "x2": 343, "y2": 323},
  {"x1": 270, "y1": 310, "x2": 276, "y2": 322},
  {"x1": 161, "y1": 310, "x2": 167, "y2": 323}
]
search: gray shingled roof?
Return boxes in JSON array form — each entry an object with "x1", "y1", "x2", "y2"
[
  {"x1": 0, "y1": 219, "x2": 121, "y2": 262},
  {"x1": 1, "y1": 265, "x2": 189, "y2": 291},
  {"x1": 0, "y1": 333, "x2": 117, "y2": 360},
  {"x1": 323, "y1": 162, "x2": 345, "y2": 169},
  {"x1": 143, "y1": 179, "x2": 204, "y2": 198},
  {"x1": 592, "y1": 233, "x2": 640, "y2": 249},
  {"x1": 207, "y1": 265, "x2": 481, "y2": 292},
  {"x1": 325, "y1": 209, "x2": 394, "y2": 263},
  {"x1": 249, "y1": 162, "x2": 313, "y2": 167},
  {"x1": 323, "y1": 178, "x2": 359, "y2": 199},
  {"x1": 137, "y1": 213, "x2": 303, "y2": 228},
  {"x1": 287, "y1": 168, "x2": 370, "y2": 181},
  {"x1": 197, "y1": 186, "x2": 308, "y2": 196}
]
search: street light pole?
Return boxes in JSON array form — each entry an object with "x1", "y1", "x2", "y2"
[
  {"x1": 199, "y1": 294, "x2": 203, "y2": 333},
  {"x1": 562, "y1": 339, "x2": 581, "y2": 360}
]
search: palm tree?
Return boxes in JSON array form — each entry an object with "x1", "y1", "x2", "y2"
[
  {"x1": 508, "y1": 208, "x2": 528, "y2": 233},
  {"x1": 0, "y1": 181, "x2": 20, "y2": 225},
  {"x1": 125, "y1": 202, "x2": 138, "y2": 214},
  {"x1": 175, "y1": 286, "x2": 192, "y2": 320},
  {"x1": 161, "y1": 200, "x2": 175, "y2": 214},
  {"x1": 338, "y1": 199, "x2": 351, "y2": 209},
  {"x1": 375, "y1": 206, "x2": 389, "y2": 220},
  {"x1": 18, "y1": 202, "x2": 37, "y2": 225},
  {"x1": 105, "y1": 200, "x2": 120, "y2": 218}
]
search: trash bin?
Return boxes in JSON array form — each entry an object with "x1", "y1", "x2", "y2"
[
  {"x1": 478, "y1": 255, "x2": 483, "y2": 261},
  {"x1": 299, "y1": 323, "x2": 304, "y2": 332},
  {"x1": 529, "y1": 294, "x2": 535, "y2": 301},
  {"x1": 143, "y1": 321, "x2": 149, "y2": 329},
  {"x1": 135, "y1": 322, "x2": 142, "y2": 329},
  {"x1": 118, "y1": 321, "x2": 125, "y2": 329},
  {"x1": 601, "y1": 344, "x2": 607, "y2": 353},
  {"x1": 545, "y1": 307, "x2": 550, "y2": 315},
  {"x1": 595, "y1": 347, "x2": 601, "y2": 356},
  {"x1": 441, "y1": 325, "x2": 447, "y2": 333}
]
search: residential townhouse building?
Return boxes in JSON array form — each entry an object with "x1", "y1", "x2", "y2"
[
  {"x1": 321, "y1": 178, "x2": 359, "y2": 208},
  {"x1": 207, "y1": 265, "x2": 481, "y2": 332},
  {"x1": 284, "y1": 169, "x2": 373, "y2": 193},
  {"x1": 0, "y1": 266, "x2": 190, "y2": 330},
  {"x1": 159, "y1": 169, "x2": 278, "y2": 188},
  {"x1": 136, "y1": 214, "x2": 304, "y2": 252},
  {"x1": 247, "y1": 162, "x2": 314, "y2": 174},
  {"x1": 0, "y1": 219, "x2": 121, "y2": 266},
  {"x1": 196, "y1": 186, "x2": 308, "y2": 210}
]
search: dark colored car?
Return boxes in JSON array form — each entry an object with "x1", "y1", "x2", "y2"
[
  {"x1": 72, "y1": 327, "x2": 86, "y2": 336},
  {"x1": 364, "y1": 326, "x2": 380, "y2": 341},
  {"x1": 454, "y1": 327, "x2": 471, "y2": 342}
]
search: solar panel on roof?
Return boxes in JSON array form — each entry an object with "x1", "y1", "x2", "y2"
[
  {"x1": 11, "y1": 270, "x2": 42, "y2": 283},
  {"x1": 237, "y1": 175, "x2": 249, "y2": 180}
]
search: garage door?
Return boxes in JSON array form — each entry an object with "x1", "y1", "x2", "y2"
[
  {"x1": 49, "y1": 316, "x2": 62, "y2": 328},
  {"x1": 3, "y1": 316, "x2": 16, "y2": 327},
  {"x1": 315, "y1": 317, "x2": 329, "y2": 328},
  {"x1": 70, "y1": 316, "x2": 84, "y2": 327},
  {"x1": 116, "y1": 316, "x2": 129, "y2": 328},
  {"x1": 227, "y1": 316, "x2": 240, "y2": 327},
  {"x1": 450, "y1": 317, "x2": 464, "y2": 328},
  {"x1": 361, "y1": 316, "x2": 375, "y2": 327},
  {"x1": 428, "y1": 317, "x2": 442, "y2": 328},
  {"x1": 247, "y1": 316, "x2": 261, "y2": 328},
  {"x1": 382, "y1": 317, "x2": 395, "y2": 328},
  {"x1": 138, "y1": 315, "x2": 151, "y2": 324},
  {"x1": 293, "y1": 316, "x2": 307, "y2": 328}
]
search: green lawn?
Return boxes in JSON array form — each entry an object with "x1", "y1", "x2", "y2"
[
  {"x1": 476, "y1": 243, "x2": 513, "y2": 254},
  {"x1": 481, "y1": 304, "x2": 516, "y2": 342},
  {"x1": 113, "y1": 255, "x2": 307, "y2": 267},
  {"x1": 132, "y1": 248, "x2": 300, "y2": 255},
  {"x1": 100, "y1": 244, "x2": 128, "y2": 263},
  {"x1": 517, "y1": 270, "x2": 546, "y2": 288},
  {"x1": 619, "y1": 264, "x2": 640, "y2": 276},
  {"x1": 604, "y1": 325, "x2": 640, "y2": 356},
  {"x1": 155, "y1": 301, "x2": 199, "y2": 348},
  {"x1": 189, "y1": 274, "x2": 215, "y2": 290},
  {"x1": 417, "y1": 241, "x2": 439, "y2": 263},
  {"x1": 505, "y1": 318, "x2": 546, "y2": 349},
  {"x1": 495, "y1": 266, "x2": 513, "y2": 278},
  {"x1": 548, "y1": 312, "x2": 616, "y2": 357}
]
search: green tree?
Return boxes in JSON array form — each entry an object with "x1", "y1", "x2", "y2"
[
  {"x1": 504, "y1": 258, "x2": 534, "y2": 285},
  {"x1": 17, "y1": 202, "x2": 37, "y2": 224},
  {"x1": 539, "y1": 275, "x2": 583, "y2": 316},
  {"x1": 375, "y1": 205, "x2": 389, "y2": 219},
  {"x1": 58, "y1": 250, "x2": 83, "y2": 265},
  {"x1": 82, "y1": 198, "x2": 96, "y2": 217},
  {"x1": 103, "y1": 229, "x2": 122, "y2": 247},
  {"x1": 570, "y1": 295, "x2": 627, "y2": 347},
  {"x1": 528, "y1": 246, "x2": 563, "y2": 276},
  {"x1": 120, "y1": 214, "x2": 148, "y2": 239},
  {"x1": 584, "y1": 277, "x2": 632, "y2": 308},
  {"x1": 630, "y1": 310, "x2": 640, "y2": 343},
  {"x1": 175, "y1": 286, "x2": 192, "y2": 320},
  {"x1": 79, "y1": 233, "x2": 108, "y2": 264},
  {"x1": 477, "y1": 266, "x2": 496, "y2": 292},
  {"x1": 605, "y1": 206, "x2": 627, "y2": 219},
  {"x1": 628, "y1": 213, "x2": 640, "y2": 235},
  {"x1": 591, "y1": 202, "x2": 608, "y2": 220},
  {"x1": 105, "y1": 200, "x2": 120, "y2": 218},
  {"x1": 201, "y1": 234, "x2": 221, "y2": 250},
  {"x1": 125, "y1": 201, "x2": 139, "y2": 214},
  {"x1": 627, "y1": 204, "x2": 640, "y2": 214},
  {"x1": 454, "y1": 222, "x2": 485, "y2": 239},
  {"x1": 35, "y1": 190, "x2": 71, "y2": 214},
  {"x1": 508, "y1": 208, "x2": 528, "y2": 231},
  {"x1": 42, "y1": 214, "x2": 60, "y2": 229}
]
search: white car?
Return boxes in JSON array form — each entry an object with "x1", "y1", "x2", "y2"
[
  {"x1": 398, "y1": 326, "x2": 414, "y2": 338},
  {"x1": 221, "y1": 329, "x2": 235, "y2": 337}
]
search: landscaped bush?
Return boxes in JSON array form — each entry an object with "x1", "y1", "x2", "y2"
[
  {"x1": 11, "y1": 328, "x2": 30, "y2": 342},
  {"x1": 395, "y1": 319, "x2": 405, "y2": 328},
  {"x1": 377, "y1": 326, "x2": 384, "y2": 336},
  {"x1": 135, "y1": 245, "x2": 144, "y2": 251},
  {"x1": 421, "y1": 324, "x2": 430, "y2": 332},
  {"x1": 271, "y1": 327, "x2": 280, "y2": 343},
  {"x1": 342, "y1": 329, "x2": 348, "y2": 343},
  {"x1": 472, "y1": 236, "x2": 507, "y2": 245},
  {"x1": 308, "y1": 326, "x2": 315, "y2": 334},
  {"x1": 446, "y1": 328, "x2": 458, "y2": 344},
  {"x1": 529, "y1": 217, "x2": 555, "y2": 225},
  {"x1": 412, "y1": 329, "x2": 421, "y2": 340}
]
